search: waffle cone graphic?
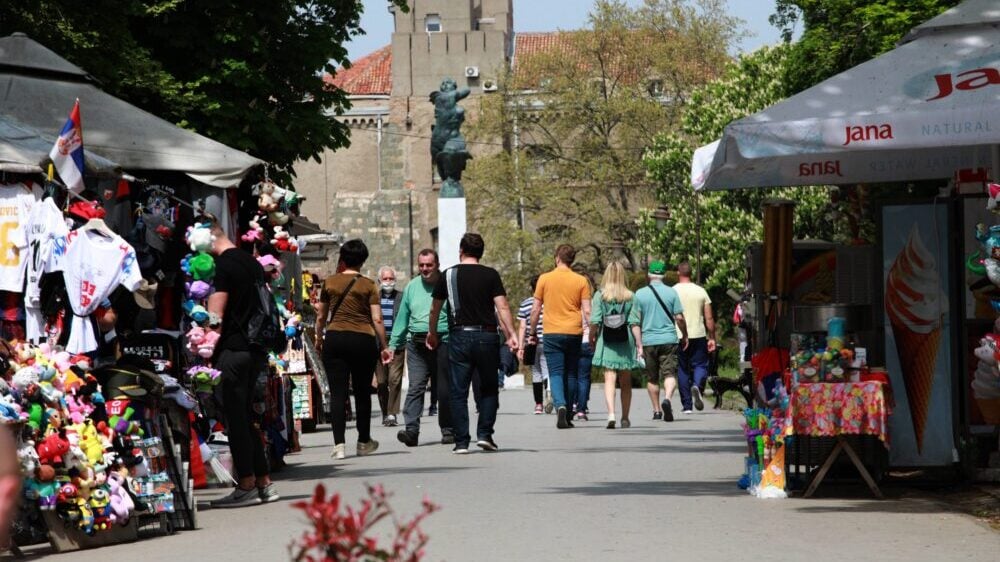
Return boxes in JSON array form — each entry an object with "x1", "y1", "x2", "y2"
[{"x1": 889, "y1": 319, "x2": 940, "y2": 452}]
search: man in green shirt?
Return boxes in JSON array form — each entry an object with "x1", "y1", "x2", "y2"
[
  {"x1": 387, "y1": 249, "x2": 454, "y2": 446},
  {"x1": 634, "y1": 261, "x2": 687, "y2": 422}
]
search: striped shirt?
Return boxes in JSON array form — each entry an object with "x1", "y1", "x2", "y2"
[
  {"x1": 518, "y1": 297, "x2": 543, "y2": 340},
  {"x1": 381, "y1": 294, "x2": 395, "y2": 331}
]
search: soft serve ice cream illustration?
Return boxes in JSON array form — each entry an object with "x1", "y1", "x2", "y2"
[{"x1": 885, "y1": 226, "x2": 947, "y2": 452}]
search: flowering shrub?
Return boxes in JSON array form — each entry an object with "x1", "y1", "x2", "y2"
[{"x1": 290, "y1": 484, "x2": 439, "y2": 562}]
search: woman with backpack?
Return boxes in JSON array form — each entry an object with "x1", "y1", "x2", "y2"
[
  {"x1": 315, "y1": 239, "x2": 393, "y2": 460},
  {"x1": 589, "y1": 261, "x2": 643, "y2": 429}
]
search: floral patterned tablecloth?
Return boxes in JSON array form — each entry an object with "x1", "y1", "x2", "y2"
[{"x1": 784, "y1": 381, "x2": 890, "y2": 444}]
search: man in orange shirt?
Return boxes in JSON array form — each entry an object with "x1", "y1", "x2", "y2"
[{"x1": 528, "y1": 245, "x2": 592, "y2": 429}]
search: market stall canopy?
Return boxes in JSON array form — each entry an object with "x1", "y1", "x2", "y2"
[
  {"x1": 0, "y1": 113, "x2": 122, "y2": 177},
  {"x1": 0, "y1": 33, "x2": 263, "y2": 188},
  {"x1": 692, "y1": 0, "x2": 1000, "y2": 191}
]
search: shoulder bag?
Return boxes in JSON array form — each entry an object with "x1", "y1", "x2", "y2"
[{"x1": 601, "y1": 300, "x2": 629, "y2": 343}]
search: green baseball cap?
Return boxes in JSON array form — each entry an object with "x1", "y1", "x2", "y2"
[{"x1": 648, "y1": 260, "x2": 666, "y2": 275}]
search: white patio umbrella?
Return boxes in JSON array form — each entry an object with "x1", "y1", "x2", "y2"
[{"x1": 692, "y1": 0, "x2": 1000, "y2": 190}]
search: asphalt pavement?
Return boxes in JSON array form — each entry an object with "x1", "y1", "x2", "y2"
[{"x1": 13, "y1": 385, "x2": 1000, "y2": 561}]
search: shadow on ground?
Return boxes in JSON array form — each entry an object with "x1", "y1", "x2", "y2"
[{"x1": 542, "y1": 479, "x2": 740, "y2": 497}]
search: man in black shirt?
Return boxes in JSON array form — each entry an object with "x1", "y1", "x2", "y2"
[
  {"x1": 428, "y1": 233, "x2": 518, "y2": 453},
  {"x1": 203, "y1": 215, "x2": 279, "y2": 508}
]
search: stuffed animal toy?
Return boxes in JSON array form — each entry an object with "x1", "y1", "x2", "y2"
[
  {"x1": 268, "y1": 210, "x2": 289, "y2": 226},
  {"x1": 182, "y1": 300, "x2": 210, "y2": 324},
  {"x1": 187, "y1": 365, "x2": 222, "y2": 394},
  {"x1": 186, "y1": 326, "x2": 207, "y2": 355},
  {"x1": 0, "y1": 394, "x2": 21, "y2": 423},
  {"x1": 76, "y1": 497, "x2": 95, "y2": 535},
  {"x1": 107, "y1": 472, "x2": 134, "y2": 524},
  {"x1": 18, "y1": 440, "x2": 39, "y2": 474},
  {"x1": 197, "y1": 330, "x2": 219, "y2": 358},
  {"x1": 257, "y1": 254, "x2": 282, "y2": 275},
  {"x1": 271, "y1": 226, "x2": 292, "y2": 252},
  {"x1": 241, "y1": 214, "x2": 266, "y2": 243},
  {"x1": 44, "y1": 408, "x2": 63, "y2": 436},
  {"x1": 11, "y1": 366, "x2": 40, "y2": 393},
  {"x1": 189, "y1": 304, "x2": 210, "y2": 325},
  {"x1": 89, "y1": 488, "x2": 113, "y2": 530},
  {"x1": 258, "y1": 182, "x2": 278, "y2": 212},
  {"x1": 36, "y1": 431, "x2": 70, "y2": 465},
  {"x1": 186, "y1": 223, "x2": 216, "y2": 253},
  {"x1": 70, "y1": 420, "x2": 106, "y2": 467},
  {"x1": 285, "y1": 314, "x2": 302, "y2": 338},
  {"x1": 186, "y1": 280, "x2": 213, "y2": 300},
  {"x1": 25, "y1": 465, "x2": 59, "y2": 510},
  {"x1": 188, "y1": 252, "x2": 216, "y2": 281},
  {"x1": 987, "y1": 183, "x2": 1000, "y2": 214},
  {"x1": 65, "y1": 394, "x2": 93, "y2": 424}
]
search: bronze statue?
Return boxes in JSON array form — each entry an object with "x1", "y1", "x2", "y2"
[{"x1": 430, "y1": 78, "x2": 471, "y2": 198}]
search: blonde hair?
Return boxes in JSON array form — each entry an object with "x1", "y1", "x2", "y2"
[{"x1": 600, "y1": 261, "x2": 633, "y2": 302}]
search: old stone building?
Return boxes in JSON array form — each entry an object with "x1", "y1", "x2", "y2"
[{"x1": 293, "y1": 0, "x2": 515, "y2": 277}]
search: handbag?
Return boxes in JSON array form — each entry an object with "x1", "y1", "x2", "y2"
[
  {"x1": 522, "y1": 342, "x2": 537, "y2": 366},
  {"x1": 601, "y1": 301, "x2": 629, "y2": 343}
]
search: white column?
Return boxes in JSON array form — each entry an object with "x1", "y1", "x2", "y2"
[{"x1": 438, "y1": 197, "x2": 466, "y2": 270}]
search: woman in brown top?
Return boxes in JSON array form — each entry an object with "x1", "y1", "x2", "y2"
[{"x1": 315, "y1": 239, "x2": 393, "y2": 459}]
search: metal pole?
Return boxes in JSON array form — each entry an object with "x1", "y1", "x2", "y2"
[{"x1": 695, "y1": 191, "x2": 702, "y2": 283}]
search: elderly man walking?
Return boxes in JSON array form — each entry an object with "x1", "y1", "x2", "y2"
[
  {"x1": 388, "y1": 250, "x2": 454, "y2": 446},
  {"x1": 528, "y1": 244, "x2": 592, "y2": 429},
  {"x1": 674, "y1": 261, "x2": 716, "y2": 414},
  {"x1": 376, "y1": 266, "x2": 405, "y2": 426},
  {"x1": 635, "y1": 261, "x2": 687, "y2": 422}
]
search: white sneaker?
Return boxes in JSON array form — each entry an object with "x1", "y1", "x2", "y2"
[
  {"x1": 682, "y1": 409, "x2": 694, "y2": 414},
  {"x1": 331, "y1": 443, "x2": 346, "y2": 459}
]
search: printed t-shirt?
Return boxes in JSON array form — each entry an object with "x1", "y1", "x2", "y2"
[
  {"x1": 0, "y1": 182, "x2": 42, "y2": 292},
  {"x1": 673, "y1": 281, "x2": 712, "y2": 339},
  {"x1": 24, "y1": 197, "x2": 70, "y2": 341},
  {"x1": 634, "y1": 282, "x2": 683, "y2": 346},
  {"x1": 321, "y1": 273, "x2": 379, "y2": 336},
  {"x1": 534, "y1": 267, "x2": 590, "y2": 335},
  {"x1": 518, "y1": 297, "x2": 543, "y2": 340},
  {"x1": 63, "y1": 229, "x2": 142, "y2": 353},
  {"x1": 214, "y1": 248, "x2": 265, "y2": 352},
  {"x1": 432, "y1": 264, "x2": 506, "y2": 328}
]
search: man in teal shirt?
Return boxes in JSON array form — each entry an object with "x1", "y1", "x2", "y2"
[
  {"x1": 634, "y1": 261, "x2": 687, "y2": 422},
  {"x1": 386, "y1": 249, "x2": 454, "y2": 445}
]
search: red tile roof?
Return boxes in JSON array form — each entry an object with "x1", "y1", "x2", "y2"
[
  {"x1": 324, "y1": 45, "x2": 392, "y2": 96},
  {"x1": 512, "y1": 32, "x2": 586, "y2": 86}
]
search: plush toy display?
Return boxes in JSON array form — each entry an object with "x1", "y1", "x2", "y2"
[
  {"x1": 258, "y1": 182, "x2": 278, "y2": 212},
  {"x1": 36, "y1": 431, "x2": 70, "y2": 465},
  {"x1": 242, "y1": 214, "x2": 266, "y2": 243},
  {"x1": 186, "y1": 223, "x2": 216, "y2": 253}
]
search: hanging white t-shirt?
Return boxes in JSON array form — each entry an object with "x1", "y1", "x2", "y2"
[
  {"x1": 0, "y1": 182, "x2": 42, "y2": 292},
  {"x1": 63, "y1": 228, "x2": 142, "y2": 353},
  {"x1": 24, "y1": 197, "x2": 71, "y2": 341}
]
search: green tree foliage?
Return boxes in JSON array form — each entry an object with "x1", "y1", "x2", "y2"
[
  {"x1": 770, "y1": 0, "x2": 961, "y2": 95},
  {"x1": 466, "y1": 0, "x2": 740, "y2": 303},
  {"x1": 0, "y1": 0, "x2": 408, "y2": 177},
  {"x1": 640, "y1": 44, "x2": 833, "y2": 295}
]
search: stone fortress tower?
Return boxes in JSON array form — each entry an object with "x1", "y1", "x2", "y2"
[{"x1": 294, "y1": 0, "x2": 514, "y2": 277}]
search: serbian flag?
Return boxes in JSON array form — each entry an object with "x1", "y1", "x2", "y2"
[{"x1": 49, "y1": 99, "x2": 85, "y2": 192}]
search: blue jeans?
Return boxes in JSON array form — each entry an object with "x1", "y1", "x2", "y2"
[
  {"x1": 678, "y1": 337, "x2": 709, "y2": 410},
  {"x1": 448, "y1": 330, "x2": 501, "y2": 447},
  {"x1": 543, "y1": 334, "x2": 581, "y2": 410},
  {"x1": 577, "y1": 341, "x2": 593, "y2": 412}
]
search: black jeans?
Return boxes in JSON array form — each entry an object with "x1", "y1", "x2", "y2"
[
  {"x1": 217, "y1": 349, "x2": 269, "y2": 479},
  {"x1": 402, "y1": 339, "x2": 452, "y2": 436},
  {"x1": 323, "y1": 330, "x2": 378, "y2": 445},
  {"x1": 448, "y1": 330, "x2": 501, "y2": 447}
]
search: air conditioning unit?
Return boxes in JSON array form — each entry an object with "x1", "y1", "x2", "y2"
[
  {"x1": 482, "y1": 79, "x2": 498, "y2": 92},
  {"x1": 465, "y1": 66, "x2": 480, "y2": 78}
]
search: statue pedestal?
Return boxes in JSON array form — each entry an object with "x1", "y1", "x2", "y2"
[{"x1": 438, "y1": 197, "x2": 466, "y2": 270}]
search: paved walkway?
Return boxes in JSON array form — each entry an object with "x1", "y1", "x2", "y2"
[{"x1": 16, "y1": 386, "x2": 1000, "y2": 561}]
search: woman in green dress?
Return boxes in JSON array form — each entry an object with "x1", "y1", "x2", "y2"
[{"x1": 589, "y1": 261, "x2": 643, "y2": 429}]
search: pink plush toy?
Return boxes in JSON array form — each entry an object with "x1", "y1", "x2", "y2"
[
  {"x1": 65, "y1": 394, "x2": 92, "y2": 424},
  {"x1": 107, "y1": 472, "x2": 134, "y2": 524},
  {"x1": 186, "y1": 326, "x2": 207, "y2": 356},
  {"x1": 198, "y1": 331, "x2": 220, "y2": 359}
]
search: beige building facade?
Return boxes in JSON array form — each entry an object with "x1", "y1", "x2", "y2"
[{"x1": 294, "y1": 0, "x2": 514, "y2": 277}]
